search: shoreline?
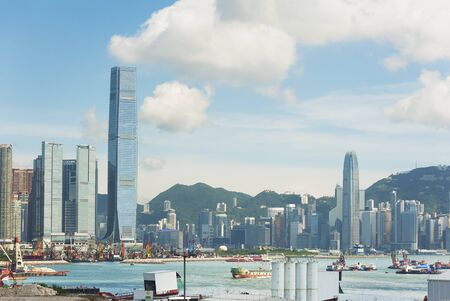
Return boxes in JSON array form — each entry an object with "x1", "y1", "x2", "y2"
[{"x1": 0, "y1": 260, "x2": 68, "y2": 266}]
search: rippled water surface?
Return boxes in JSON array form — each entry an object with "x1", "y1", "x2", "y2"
[{"x1": 22, "y1": 255, "x2": 449, "y2": 300}]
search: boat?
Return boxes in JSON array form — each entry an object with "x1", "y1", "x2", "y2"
[
  {"x1": 396, "y1": 263, "x2": 442, "y2": 275},
  {"x1": 326, "y1": 254, "x2": 347, "y2": 272},
  {"x1": 22, "y1": 266, "x2": 69, "y2": 277},
  {"x1": 226, "y1": 256, "x2": 254, "y2": 262},
  {"x1": 231, "y1": 267, "x2": 272, "y2": 279}
]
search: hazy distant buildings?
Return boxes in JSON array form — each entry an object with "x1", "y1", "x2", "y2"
[
  {"x1": 0, "y1": 144, "x2": 13, "y2": 239},
  {"x1": 329, "y1": 185, "x2": 343, "y2": 231},
  {"x1": 198, "y1": 209, "x2": 213, "y2": 247},
  {"x1": 376, "y1": 202, "x2": 392, "y2": 249},
  {"x1": 342, "y1": 151, "x2": 360, "y2": 250},
  {"x1": 105, "y1": 66, "x2": 138, "y2": 243},
  {"x1": 166, "y1": 209, "x2": 177, "y2": 230},
  {"x1": 216, "y1": 202, "x2": 227, "y2": 213},
  {"x1": 360, "y1": 200, "x2": 377, "y2": 247},
  {"x1": 163, "y1": 200, "x2": 171, "y2": 212}
]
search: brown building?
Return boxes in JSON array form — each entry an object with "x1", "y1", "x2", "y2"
[
  {"x1": 12, "y1": 169, "x2": 33, "y2": 197},
  {"x1": 12, "y1": 169, "x2": 33, "y2": 241}
]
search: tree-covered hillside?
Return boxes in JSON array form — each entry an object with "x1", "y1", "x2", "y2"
[{"x1": 365, "y1": 166, "x2": 450, "y2": 213}]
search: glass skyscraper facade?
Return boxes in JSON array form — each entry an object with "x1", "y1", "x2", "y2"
[
  {"x1": 62, "y1": 159, "x2": 77, "y2": 234},
  {"x1": 76, "y1": 145, "x2": 96, "y2": 237},
  {"x1": 105, "y1": 66, "x2": 137, "y2": 242},
  {"x1": 31, "y1": 142, "x2": 64, "y2": 242},
  {"x1": 0, "y1": 144, "x2": 13, "y2": 239},
  {"x1": 342, "y1": 151, "x2": 360, "y2": 250}
]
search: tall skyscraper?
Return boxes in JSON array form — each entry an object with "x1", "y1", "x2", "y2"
[
  {"x1": 329, "y1": 184, "x2": 343, "y2": 229},
  {"x1": 12, "y1": 168, "x2": 34, "y2": 241},
  {"x1": 341, "y1": 151, "x2": 360, "y2": 250},
  {"x1": 62, "y1": 160, "x2": 77, "y2": 234},
  {"x1": 76, "y1": 145, "x2": 97, "y2": 237},
  {"x1": 30, "y1": 142, "x2": 63, "y2": 242},
  {"x1": 105, "y1": 66, "x2": 137, "y2": 242},
  {"x1": 0, "y1": 144, "x2": 12, "y2": 239}
]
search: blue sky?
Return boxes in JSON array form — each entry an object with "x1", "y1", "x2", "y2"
[{"x1": 2, "y1": 0, "x2": 450, "y2": 202}]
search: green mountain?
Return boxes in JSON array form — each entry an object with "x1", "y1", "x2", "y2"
[
  {"x1": 138, "y1": 182, "x2": 336, "y2": 226},
  {"x1": 365, "y1": 165, "x2": 450, "y2": 213}
]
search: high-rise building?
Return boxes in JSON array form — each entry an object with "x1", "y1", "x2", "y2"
[
  {"x1": 361, "y1": 201, "x2": 377, "y2": 247},
  {"x1": 376, "y1": 202, "x2": 392, "y2": 249},
  {"x1": 62, "y1": 160, "x2": 77, "y2": 234},
  {"x1": 400, "y1": 201, "x2": 419, "y2": 250},
  {"x1": 105, "y1": 66, "x2": 138, "y2": 242},
  {"x1": 329, "y1": 184, "x2": 343, "y2": 230},
  {"x1": 342, "y1": 151, "x2": 360, "y2": 250},
  {"x1": 12, "y1": 169, "x2": 33, "y2": 241},
  {"x1": 198, "y1": 209, "x2": 213, "y2": 247},
  {"x1": 30, "y1": 142, "x2": 63, "y2": 242},
  {"x1": 76, "y1": 145, "x2": 96, "y2": 237},
  {"x1": 216, "y1": 202, "x2": 227, "y2": 213},
  {"x1": 163, "y1": 200, "x2": 171, "y2": 212},
  {"x1": 167, "y1": 209, "x2": 177, "y2": 230},
  {"x1": 0, "y1": 144, "x2": 12, "y2": 240}
]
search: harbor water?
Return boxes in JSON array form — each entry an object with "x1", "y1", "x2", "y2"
[{"x1": 21, "y1": 255, "x2": 448, "y2": 300}]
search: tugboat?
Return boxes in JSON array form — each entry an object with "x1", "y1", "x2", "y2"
[
  {"x1": 231, "y1": 267, "x2": 272, "y2": 279},
  {"x1": 326, "y1": 254, "x2": 348, "y2": 272}
]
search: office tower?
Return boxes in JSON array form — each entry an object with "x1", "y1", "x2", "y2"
[
  {"x1": 342, "y1": 151, "x2": 360, "y2": 250},
  {"x1": 376, "y1": 202, "x2": 392, "y2": 249},
  {"x1": 216, "y1": 202, "x2": 227, "y2": 213},
  {"x1": 105, "y1": 66, "x2": 138, "y2": 242},
  {"x1": 361, "y1": 203, "x2": 377, "y2": 247},
  {"x1": 198, "y1": 209, "x2": 213, "y2": 247},
  {"x1": 167, "y1": 209, "x2": 177, "y2": 230},
  {"x1": 31, "y1": 142, "x2": 63, "y2": 242},
  {"x1": 329, "y1": 184, "x2": 343, "y2": 229},
  {"x1": 76, "y1": 145, "x2": 96, "y2": 237},
  {"x1": 272, "y1": 212, "x2": 285, "y2": 247},
  {"x1": 214, "y1": 213, "x2": 228, "y2": 238},
  {"x1": 62, "y1": 160, "x2": 77, "y2": 234},
  {"x1": 301, "y1": 194, "x2": 308, "y2": 205},
  {"x1": 163, "y1": 200, "x2": 171, "y2": 212},
  {"x1": 393, "y1": 199, "x2": 405, "y2": 248},
  {"x1": 0, "y1": 144, "x2": 12, "y2": 240},
  {"x1": 400, "y1": 201, "x2": 419, "y2": 250}
]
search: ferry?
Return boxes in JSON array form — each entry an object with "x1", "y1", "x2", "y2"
[
  {"x1": 231, "y1": 267, "x2": 272, "y2": 279},
  {"x1": 396, "y1": 263, "x2": 442, "y2": 275}
]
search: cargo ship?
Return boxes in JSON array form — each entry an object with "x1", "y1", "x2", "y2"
[{"x1": 231, "y1": 267, "x2": 271, "y2": 279}]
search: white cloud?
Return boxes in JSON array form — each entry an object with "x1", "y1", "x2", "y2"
[
  {"x1": 139, "y1": 81, "x2": 211, "y2": 132},
  {"x1": 218, "y1": 0, "x2": 450, "y2": 68},
  {"x1": 385, "y1": 70, "x2": 450, "y2": 128},
  {"x1": 109, "y1": 0, "x2": 296, "y2": 84},
  {"x1": 257, "y1": 86, "x2": 298, "y2": 106},
  {"x1": 141, "y1": 157, "x2": 165, "y2": 171},
  {"x1": 382, "y1": 56, "x2": 408, "y2": 72},
  {"x1": 81, "y1": 107, "x2": 108, "y2": 142}
]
